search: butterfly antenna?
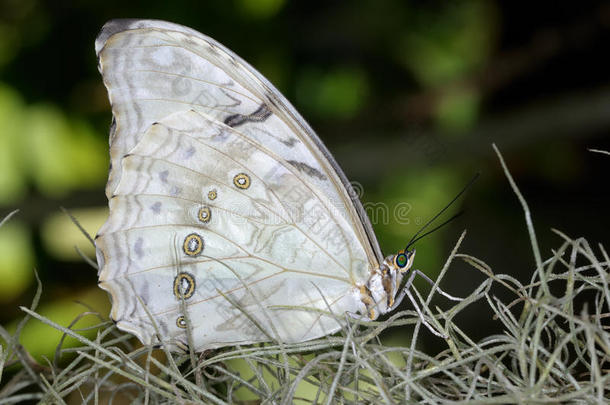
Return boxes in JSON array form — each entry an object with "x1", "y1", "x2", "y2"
[
  {"x1": 406, "y1": 211, "x2": 463, "y2": 248},
  {"x1": 405, "y1": 173, "x2": 479, "y2": 251}
]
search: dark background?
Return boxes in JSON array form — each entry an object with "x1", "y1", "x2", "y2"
[{"x1": 1, "y1": 0, "x2": 608, "y2": 356}]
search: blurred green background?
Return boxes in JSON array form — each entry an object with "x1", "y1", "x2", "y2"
[{"x1": 1, "y1": 0, "x2": 608, "y2": 359}]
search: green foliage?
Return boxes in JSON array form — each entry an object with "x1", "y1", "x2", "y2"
[
  {"x1": 0, "y1": 85, "x2": 27, "y2": 204},
  {"x1": 40, "y1": 207, "x2": 107, "y2": 261},
  {"x1": 25, "y1": 105, "x2": 107, "y2": 197},
  {"x1": 398, "y1": 0, "x2": 496, "y2": 132},
  {"x1": 0, "y1": 85, "x2": 107, "y2": 203},
  {"x1": 296, "y1": 67, "x2": 369, "y2": 120},
  {"x1": 436, "y1": 85, "x2": 481, "y2": 133},
  {"x1": 237, "y1": 0, "x2": 285, "y2": 19},
  {"x1": 0, "y1": 220, "x2": 33, "y2": 303},
  {"x1": 399, "y1": 0, "x2": 496, "y2": 87}
]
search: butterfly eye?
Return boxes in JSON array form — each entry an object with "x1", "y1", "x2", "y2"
[{"x1": 395, "y1": 252, "x2": 408, "y2": 268}]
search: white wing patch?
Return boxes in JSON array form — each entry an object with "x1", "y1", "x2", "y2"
[{"x1": 95, "y1": 19, "x2": 381, "y2": 350}]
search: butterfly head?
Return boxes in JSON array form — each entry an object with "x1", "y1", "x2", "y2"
[
  {"x1": 381, "y1": 249, "x2": 415, "y2": 307},
  {"x1": 360, "y1": 249, "x2": 416, "y2": 319}
]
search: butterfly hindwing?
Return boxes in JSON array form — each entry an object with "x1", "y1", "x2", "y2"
[{"x1": 96, "y1": 109, "x2": 371, "y2": 348}]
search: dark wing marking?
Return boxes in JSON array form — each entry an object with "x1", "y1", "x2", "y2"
[
  {"x1": 287, "y1": 160, "x2": 327, "y2": 181},
  {"x1": 224, "y1": 103, "x2": 272, "y2": 128}
]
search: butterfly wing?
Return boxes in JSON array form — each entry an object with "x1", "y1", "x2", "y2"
[{"x1": 95, "y1": 19, "x2": 382, "y2": 350}]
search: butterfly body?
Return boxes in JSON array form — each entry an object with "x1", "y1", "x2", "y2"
[{"x1": 95, "y1": 19, "x2": 417, "y2": 351}]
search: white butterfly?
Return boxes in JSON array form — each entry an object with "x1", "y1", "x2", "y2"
[{"x1": 94, "y1": 19, "x2": 457, "y2": 351}]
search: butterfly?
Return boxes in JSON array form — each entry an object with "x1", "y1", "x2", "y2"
[{"x1": 94, "y1": 19, "x2": 459, "y2": 351}]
